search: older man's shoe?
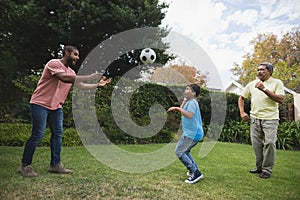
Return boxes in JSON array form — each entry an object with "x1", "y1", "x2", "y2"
[
  {"x1": 259, "y1": 172, "x2": 271, "y2": 179},
  {"x1": 249, "y1": 169, "x2": 262, "y2": 174}
]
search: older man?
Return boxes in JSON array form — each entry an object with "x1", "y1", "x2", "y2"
[{"x1": 238, "y1": 62, "x2": 285, "y2": 179}]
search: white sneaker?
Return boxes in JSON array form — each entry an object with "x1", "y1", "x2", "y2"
[{"x1": 185, "y1": 171, "x2": 204, "y2": 184}]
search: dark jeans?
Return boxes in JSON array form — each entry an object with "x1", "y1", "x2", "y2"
[{"x1": 22, "y1": 104, "x2": 63, "y2": 166}]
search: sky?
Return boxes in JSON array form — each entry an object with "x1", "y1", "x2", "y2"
[{"x1": 159, "y1": 0, "x2": 300, "y2": 89}]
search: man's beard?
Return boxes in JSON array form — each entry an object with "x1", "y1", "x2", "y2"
[{"x1": 67, "y1": 57, "x2": 75, "y2": 68}]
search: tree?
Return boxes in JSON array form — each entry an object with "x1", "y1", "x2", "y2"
[
  {"x1": 150, "y1": 64, "x2": 207, "y2": 86},
  {"x1": 0, "y1": 0, "x2": 170, "y2": 121},
  {"x1": 0, "y1": 0, "x2": 169, "y2": 73},
  {"x1": 170, "y1": 65, "x2": 207, "y2": 86},
  {"x1": 231, "y1": 27, "x2": 300, "y2": 92}
]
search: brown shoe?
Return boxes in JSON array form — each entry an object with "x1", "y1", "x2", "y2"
[
  {"x1": 48, "y1": 163, "x2": 73, "y2": 174},
  {"x1": 18, "y1": 165, "x2": 38, "y2": 177}
]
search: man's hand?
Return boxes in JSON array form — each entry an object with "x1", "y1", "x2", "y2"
[
  {"x1": 240, "y1": 112, "x2": 250, "y2": 122},
  {"x1": 97, "y1": 77, "x2": 112, "y2": 87},
  {"x1": 255, "y1": 81, "x2": 265, "y2": 91},
  {"x1": 90, "y1": 72, "x2": 103, "y2": 81}
]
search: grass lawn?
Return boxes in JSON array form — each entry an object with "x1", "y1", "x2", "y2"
[{"x1": 0, "y1": 142, "x2": 299, "y2": 199}]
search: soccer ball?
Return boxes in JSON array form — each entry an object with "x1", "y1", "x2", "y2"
[{"x1": 140, "y1": 48, "x2": 156, "y2": 64}]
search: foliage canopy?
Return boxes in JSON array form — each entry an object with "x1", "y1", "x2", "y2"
[{"x1": 231, "y1": 27, "x2": 300, "y2": 92}]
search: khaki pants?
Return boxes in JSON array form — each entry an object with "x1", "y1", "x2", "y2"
[{"x1": 250, "y1": 117, "x2": 279, "y2": 174}]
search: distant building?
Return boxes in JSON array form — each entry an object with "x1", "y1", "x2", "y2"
[
  {"x1": 224, "y1": 80, "x2": 244, "y2": 95},
  {"x1": 207, "y1": 87, "x2": 221, "y2": 92}
]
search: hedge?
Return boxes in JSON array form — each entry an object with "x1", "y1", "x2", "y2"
[
  {"x1": 1, "y1": 80, "x2": 293, "y2": 127},
  {"x1": 0, "y1": 123, "x2": 82, "y2": 147},
  {"x1": 0, "y1": 81, "x2": 297, "y2": 148},
  {"x1": 1, "y1": 120, "x2": 299, "y2": 150},
  {"x1": 220, "y1": 120, "x2": 300, "y2": 150}
]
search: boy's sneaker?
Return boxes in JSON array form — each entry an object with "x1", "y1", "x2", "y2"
[
  {"x1": 184, "y1": 170, "x2": 204, "y2": 184},
  {"x1": 187, "y1": 171, "x2": 192, "y2": 177},
  {"x1": 18, "y1": 165, "x2": 38, "y2": 177},
  {"x1": 48, "y1": 163, "x2": 73, "y2": 174}
]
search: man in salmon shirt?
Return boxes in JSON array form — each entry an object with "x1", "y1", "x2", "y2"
[{"x1": 18, "y1": 45, "x2": 111, "y2": 177}]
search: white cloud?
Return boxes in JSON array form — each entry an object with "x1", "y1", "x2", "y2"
[
  {"x1": 227, "y1": 9, "x2": 259, "y2": 26},
  {"x1": 261, "y1": 0, "x2": 300, "y2": 21},
  {"x1": 162, "y1": 0, "x2": 228, "y2": 38},
  {"x1": 160, "y1": 0, "x2": 300, "y2": 89}
]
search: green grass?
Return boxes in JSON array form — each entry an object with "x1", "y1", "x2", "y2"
[{"x1": 0, "y1": 142, "x2": 299, "y2": 199}]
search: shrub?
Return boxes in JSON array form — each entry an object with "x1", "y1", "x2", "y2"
[
  {"x1": 0, "y1": 79, "x2": 298, "y2": 147},
  {"x1": 0, "y1": 123, "x2": 32, "y2": 146},
  {"x1": 277, "y1": 120, "x2": 300, "y2": 150},
  {"x1": 61, "y1": 128, "x2": 83, "y2": 146},
  {"x1": 220, "y1": 120, "x2": 300, "y2": 150},
  {"x1": 0, "y1": 123, "x2": 81, "y2": 147},
  {"x1": 220, "y1": 121, "x2": 251, "y2": 144},
  {"x1": 0, "y1": 120, "x2": 299, "y2": 149}
]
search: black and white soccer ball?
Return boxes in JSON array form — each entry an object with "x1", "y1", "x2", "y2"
[{"x1": 140, "y1": 48, "x2": 156, "y2": 64}]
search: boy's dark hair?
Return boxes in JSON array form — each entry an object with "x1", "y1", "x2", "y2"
[{"x1": 188, "y1": 84, "x2": 200, "y2": 97}]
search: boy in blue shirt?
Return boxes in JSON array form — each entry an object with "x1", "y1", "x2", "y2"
[{"x1": 167, "y1": 84, "x2": 204, "y2": 184}]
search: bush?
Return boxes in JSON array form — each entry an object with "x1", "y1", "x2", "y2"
[
  {"x1": 220, "y1": 121, "x2": 251, "y2": 144},
  {"x1": 220, "y1": 120, "x2": 300, "y2": 150},
  {"x1": 277, "y1": 121, "x2": 300, "y2": 150},
  {"x1": 0, "y1": 123, "x2": 81, "y2": 147},
  {"x1": 0, "y1": 79, "x2": 298, "y2": 146},
  {"x1": 61, "y1": 128, "x2": 83, "y2": 146},
  {"x1": 0, "y1": 120, "x2": 299, "y2": 149},
  {"x1": 0, "y1": 123, "x2": 32, "y2": 146},
  {"x1": 94, "y1": 82, "x2": 182, "y2": 144}
]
